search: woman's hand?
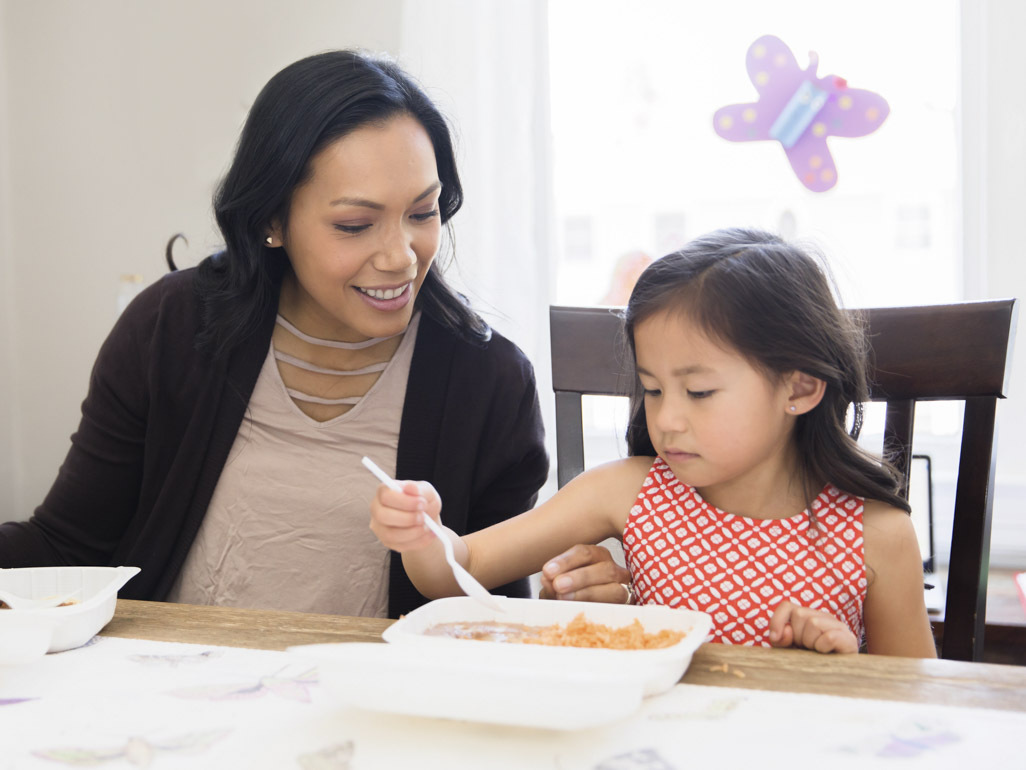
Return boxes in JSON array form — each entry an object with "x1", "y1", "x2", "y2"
[
  {"x1": 767, "y1": 601, "x2": 859, "y2": 654},
  {"x1": 539, "y1": 544, "x2": 632, "y2": 603},
  {"x1": 369, "y1": 479, "x2": 442, "y2": 553}
]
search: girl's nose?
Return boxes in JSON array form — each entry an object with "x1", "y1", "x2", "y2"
[{"x1": 653, "y1": 397, "x2": 688, "y2": 434}]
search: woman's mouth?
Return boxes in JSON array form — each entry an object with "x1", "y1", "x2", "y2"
[{"x1": 355, "y1": 282, "x2": 413, "y2": 310}]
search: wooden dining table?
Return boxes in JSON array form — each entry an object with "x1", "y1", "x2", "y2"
[
  {"x1": 5, "y1": 598, "x2": 1023, "y2": 769},
  {"x1": 103, "y1": 599, "x2": 1026, "y2": 713}
]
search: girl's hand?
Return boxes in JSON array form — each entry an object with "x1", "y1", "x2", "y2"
[
  {"x1": 369, "y1": 479, "x2": 441, "y2": 553},
  {"x1": 767, "y1": 601, "x2": 859, "y2": 654},
  {"x1": 539, "y1": 544, "x2": 632, "y2": 603}
]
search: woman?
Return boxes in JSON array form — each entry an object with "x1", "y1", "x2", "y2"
[{"x1": 0, "y1": 51, "x2": 548, "y2": 618}]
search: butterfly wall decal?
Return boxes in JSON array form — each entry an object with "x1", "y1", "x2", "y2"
[{"x1": 712, "y1": 34, "x2": 889, "y2": 192}]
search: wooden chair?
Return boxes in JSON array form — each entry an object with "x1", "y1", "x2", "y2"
[{"x1": 549, "y1": 300, "x2": 1018, "y2": 661}]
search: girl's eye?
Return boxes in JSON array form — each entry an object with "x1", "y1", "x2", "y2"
[
  {"x1": 334, "y1": 224, "x2": 371, "y2": 234},
  {"x1": 688, "y1": 390, "x2": 715, "y2": 399},
  {"x1": 411, "y1": 209, "x2": 440, "y2": 222},
  {"x1": 643, "y1": 388, "x2": 661, "y2": 397}
]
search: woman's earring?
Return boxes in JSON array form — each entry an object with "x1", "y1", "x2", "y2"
[
  {"x1": 265, "y1": 236, "x2": 274, "y2": 246},
  {"x1": 789, "y1": 405, "x2": 798, "y2": 413}
]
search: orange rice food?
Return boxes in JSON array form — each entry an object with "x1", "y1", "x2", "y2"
[
  {"x1": 424, "y1": 613, "x2": 685, "y2": 650},
  {"x1": 0, "y1": 599, "x2": 79, "y2": 609}
]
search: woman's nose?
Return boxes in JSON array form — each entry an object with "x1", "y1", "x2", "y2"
[{"x1": 374, "y1": 223, "x2": 418, "y2": 272}]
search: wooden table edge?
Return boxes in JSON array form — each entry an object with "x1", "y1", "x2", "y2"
[{"x1": 103, "y1": 599, "x2": 1026, "y2": 713}]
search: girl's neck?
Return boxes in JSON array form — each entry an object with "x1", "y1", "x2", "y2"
[{"x1": 694, "y1": 445, "x2": 820, "y2": 520}]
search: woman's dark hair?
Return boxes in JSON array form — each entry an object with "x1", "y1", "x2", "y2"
[
  {"x1": 189, "y1": 49, "x2": 488, "y2": 357},
  {"x1": 623, "y1": 227, "x2": 909, "y2": 513}
]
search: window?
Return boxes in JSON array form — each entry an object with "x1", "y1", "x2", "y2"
[{"x1": 548, "y1": 0, "x2": 964, "y2": 567}]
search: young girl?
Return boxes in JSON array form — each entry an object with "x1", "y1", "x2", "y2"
[{"x1": 371, "y1": 228, "x2": 937, "y2": 656}]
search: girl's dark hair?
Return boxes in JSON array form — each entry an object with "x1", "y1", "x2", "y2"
[
  {"x1": 623, "y1": 227, "x2": 909, "y2": 513},
  {"x1": 190, "y1": 49, "x2": 488, "y2": 357}
]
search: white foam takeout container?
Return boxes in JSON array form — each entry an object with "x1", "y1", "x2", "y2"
[
  {"x1": 292, "y1": 596, "x2": 712, "y2": 730},
  {"x1": 0, "y1": 566, "x2": 140, "y2": 664}
]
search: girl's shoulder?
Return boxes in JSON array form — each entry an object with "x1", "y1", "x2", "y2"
[
  {"x1": 558, "y1": 456, "x2": 657, "y2": 530},
  {"x1": 860, "y1": 499, "x2": 920, "y2": 560},
  {"x1": 572, "y1": 456, "x2": 655, "y2": 496}
]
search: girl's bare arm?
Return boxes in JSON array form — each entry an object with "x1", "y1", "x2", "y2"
[
  {"x1": 369, "y1": 457, "x2": 651, "y2": 598},
  {"x1": 861, "y1": 501, "x2": 938, "y2": 657}
]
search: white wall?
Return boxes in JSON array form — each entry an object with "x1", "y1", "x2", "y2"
[
  {"x1": 0, "y1": 0, "x2": 403, "y2": 519},
  {"x1": 965, "y1": 0, "x2": 1026, "y2": 564},
  {"x1": 0, "y1": 2, "x2": 16, "y2": 516}
]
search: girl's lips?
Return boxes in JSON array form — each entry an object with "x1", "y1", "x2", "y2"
[
  {"x1": 663, "y1": 449, "x2": 699, "y2": 462},
  {"x1": 355, "y1": 282, "x2": 413, "y2": 312}
]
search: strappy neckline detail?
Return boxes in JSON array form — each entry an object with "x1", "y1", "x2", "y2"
[
  {"x1": 275, "y1": 314, "x2": 403, "y2": 349},
  {"x1": 273, "y1": 314, "x2": 405, "y2": 406}
]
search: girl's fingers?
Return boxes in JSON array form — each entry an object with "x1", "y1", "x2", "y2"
[
  {"x1": 769, "y1": 624, "x2": 794, "y2": 648},
  {"x1": 767, "y1": 600, "x2": 795, "y2": 643},
  {"x1": 379, "y1": 486, "x2": 427, "y2": 512},
  {"x1": 812, "y1": 627, "x2": 858, "y2": 654}
]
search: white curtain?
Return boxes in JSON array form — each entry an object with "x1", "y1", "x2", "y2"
[
  {"x1": 399, "y1": 1, "x2": 558, "y2": 492},
  {"x1": 398, "y1": 1, "x2": 556, "y2": 374}
]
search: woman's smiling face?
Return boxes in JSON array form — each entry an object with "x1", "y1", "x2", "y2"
[{"x1": 275, "y1": 113, "x2": 443, "y2": 341}]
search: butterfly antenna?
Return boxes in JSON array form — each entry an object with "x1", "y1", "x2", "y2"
[{"x1": 807, "y1": 50, "x2": 819, "y2": 75}]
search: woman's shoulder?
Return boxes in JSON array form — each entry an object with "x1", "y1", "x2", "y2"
[
  {"x1": 122, "y1": 268, "x2": 200, "y2": 319},
  {"x1": 109, "y1": 268, "x2": 204, "y2": 353}
]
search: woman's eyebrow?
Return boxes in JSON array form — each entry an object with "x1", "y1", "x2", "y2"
[{"x1": 330, "y1": 181, "x2": 441, "y2": 209}]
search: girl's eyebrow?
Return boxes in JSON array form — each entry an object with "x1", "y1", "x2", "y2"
[
  {"x1": 329, "y1": 181, "x2": 441, "y2": 209},
  {"x1": 636, "y1": 364, "x2": 712, "y2": 377}
]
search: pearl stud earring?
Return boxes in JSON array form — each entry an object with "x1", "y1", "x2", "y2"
[
  {"x1": 265, "y1": 236, "x2": 274, "y2": 246},
  {"x1": 789, "y1": 405, "x2": 797, "y2": 413}
]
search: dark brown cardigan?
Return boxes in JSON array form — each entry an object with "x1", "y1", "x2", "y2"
[{"x1": 0, "y1": 267, "x2": 548, "y2": 617}]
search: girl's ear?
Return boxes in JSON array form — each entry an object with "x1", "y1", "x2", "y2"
[{"x1": 785, "y1": 371, "x2": 826, "y2": 415}]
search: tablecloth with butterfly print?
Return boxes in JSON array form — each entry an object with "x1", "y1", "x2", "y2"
[{"x1": 0, "y1": 635, "x2": 1020, "y2": 769}]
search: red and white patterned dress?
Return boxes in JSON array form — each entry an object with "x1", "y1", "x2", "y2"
[{"x1": 623, "y1": 457, "x2": 867, "y2": 646}]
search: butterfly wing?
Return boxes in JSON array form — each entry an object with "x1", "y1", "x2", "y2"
[
  {"x1": 783, "y1": 135, "x2": 838, "y2": 192},
  {"x1": 816, "y1": 85, "x2": 890, "y2": 138},
  {"x1": 745, "y1": 35, "x2": 802, "y2": 98},
  {"x1": 713, "y1": 102, "x2": 773, "y2": 142},
  {"x1": 714, "y1": 36, "x2": 808, "y2": 144},
  {"x1": 31, "y1": 746, "x2": 126, "y2": 765},
  {"x1": 169, "y1": 681, "x2": 266, "y2": 700},
  {"x1": 154, "y1": 729, "x2": 233, "y2": 755}
]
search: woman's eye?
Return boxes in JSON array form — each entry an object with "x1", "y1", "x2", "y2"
[
  {"x1": 334, "y1": 223, "x2": 371, "y2": 234},
  {"x1": 411, "y1": 209, "x2": 440, "y2": 222},
  {"x1": 643, "y1": 388, "x2": 661, "y2": 397},
  {"x1": 688, "y1": 390, "x2": 715, "y2": 399}
]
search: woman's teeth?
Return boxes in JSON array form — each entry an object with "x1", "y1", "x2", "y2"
[{"x1": 359, "y1": 284, "x2": 408, "y2": 300}]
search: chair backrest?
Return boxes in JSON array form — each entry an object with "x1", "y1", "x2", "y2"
[{"x1": 549, "y1": 300, "x2": 1017, "y2": 661}]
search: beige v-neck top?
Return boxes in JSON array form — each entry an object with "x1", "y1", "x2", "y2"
[{"x1": 167, "y1": 314, "x2": 421, "y2": 617}]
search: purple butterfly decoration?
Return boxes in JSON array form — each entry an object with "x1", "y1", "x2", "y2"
[{"x1": 713, "y1": 35, "x2": 889, "y2": 192}]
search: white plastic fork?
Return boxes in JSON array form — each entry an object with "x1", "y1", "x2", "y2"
[{"x1": 362, "y1": 456, "x2": 505, "y2": 612}]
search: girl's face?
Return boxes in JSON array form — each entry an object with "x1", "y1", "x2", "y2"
[
  {"x1": 275, "y1": 114, "x2": 443, "y2": 341},
  {"x1": 634, "y1": 309, "x2": 797, "y2": 498}
]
